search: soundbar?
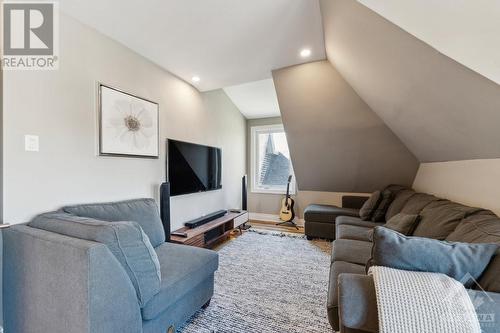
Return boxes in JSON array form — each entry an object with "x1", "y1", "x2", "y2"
[{"x1": 185, "y1": 210, "x2": 228, "y2": 229}]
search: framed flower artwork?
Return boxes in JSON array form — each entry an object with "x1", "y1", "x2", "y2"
[{"x1": 98, "y1": 83, "x2": 159, "y2": 158}]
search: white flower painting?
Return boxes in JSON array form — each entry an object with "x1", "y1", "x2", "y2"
[{"x1": 99, "y1": 84, "x2": 159, "y2": 158}]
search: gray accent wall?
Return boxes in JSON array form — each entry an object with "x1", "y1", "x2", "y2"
[
  {"x1": 3, "y1": 14, "x2": 246, "y2": 230},
  {"x1": 272, "y1": 61, "x2": 418, "y2": 193},
  {"x1": 246, "y1": 117, "x2": 371, "y2": 219},
  {"x1": 320, "y1": 0, "x2": 500, "y2": 162}
]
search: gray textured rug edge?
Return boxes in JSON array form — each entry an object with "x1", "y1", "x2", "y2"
[{"x1": 178, "y1": 230, "x2": 332, "y2": 333}]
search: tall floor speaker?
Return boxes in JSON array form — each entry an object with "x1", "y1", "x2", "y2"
[
  {"x1": 160, "y1": 182, "x2": 171, "y2": 242},
  {"x1": 242, "y1": 175, "x2": 247, "y2": 211}
]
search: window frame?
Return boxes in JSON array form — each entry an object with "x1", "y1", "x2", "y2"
[{"x1": 250, "y1": 124, "x2": 296, "y2": 195}]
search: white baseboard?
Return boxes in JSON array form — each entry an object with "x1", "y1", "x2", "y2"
[{"x1": 249, "y1": 213, "x2": 305, "y2": 226}]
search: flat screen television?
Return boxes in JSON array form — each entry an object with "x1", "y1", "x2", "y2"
[{"x1": 167, "y1": 139, "x2": 222, "y2": 196}]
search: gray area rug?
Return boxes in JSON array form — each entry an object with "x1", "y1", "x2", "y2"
[{"x1": 178, "y1": 230, "x2": 332, "y2": 333}]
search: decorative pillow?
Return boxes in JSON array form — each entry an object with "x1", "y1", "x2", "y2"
[
  {"x1": 385, "y1": 213, "x2": 420, "y2": 235},
  {"x1": 30, "y1": 212, "x2": 161, "y2": 307},
  {"x1": 445, "y1": 212, "x2": 500, "y2": 292},
  {"x1": 371, "y1": 189, "x2": 395, "y2": 222},
  {"x1": 368, "y1": 227, "x2": 498, "y2": 287},
  {"x1": 477, "y1": 252, "x2": 500, "y2": 293},
  {"x1": 367, "y1": 214, "x2": 420, "y2": 242},
  {"x1": 63, "y1": 198, "x2": 165, "y2": 248},
  {"x1": 359, "y1": 191, "x2": 382, "y2": 221}
]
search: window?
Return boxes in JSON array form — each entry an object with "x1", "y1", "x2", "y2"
[{"x1": 251, "y1": 124, "x2": 296, "y2": 194}]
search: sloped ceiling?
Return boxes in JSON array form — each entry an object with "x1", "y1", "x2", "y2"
[
  {"x1": 60, "y1": 0, "x2": 325, "y2": 91},
  {"x1": 358, "y1": 0, "x2": 500, "y2": 86},
  {"x1": 223, "y1": 79, "x2": 281, "y2": 119},
  {"x1": 320, "y1": 0, "x2": 500, "y2": 162},
  {"x1": 273, "y1": 61, "x2": 419, "y2": 193}
]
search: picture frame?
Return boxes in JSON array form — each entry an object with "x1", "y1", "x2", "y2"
[{"x1": 98, "y1": 83, "x2": 159, "y2": 158}]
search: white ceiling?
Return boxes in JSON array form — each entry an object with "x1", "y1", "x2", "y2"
[
  {"x1": 358, "y1": 0, "x2": 500, "y2": 85},
  {"x1": 223, "y1": 79, "x2": 281, "y2": 119},
  {"x1": 60, "y1": 0, "x2": 326, "y2": 92}
]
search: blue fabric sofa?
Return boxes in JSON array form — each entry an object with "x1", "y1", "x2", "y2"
[{"x1": 3, "y1": 199, "x2": 218, "y2": 333}]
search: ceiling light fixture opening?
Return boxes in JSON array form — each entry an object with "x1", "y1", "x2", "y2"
[
  {"x1": 192, "y1": 76, "x2": 201, "y2": 83},
  {"x1": 300, "y1": 49, "x2": 311, "y2": 58}
]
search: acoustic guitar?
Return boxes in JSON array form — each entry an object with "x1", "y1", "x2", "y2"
[{"x1": 279, "y1": 175, "x2": 296, "y2": 223}]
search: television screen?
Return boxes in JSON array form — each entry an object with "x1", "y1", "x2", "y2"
[{"x1": 167, "y1": 139, "x2": 222, "y2": 196}]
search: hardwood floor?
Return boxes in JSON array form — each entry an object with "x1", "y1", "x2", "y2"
[
  {"x1": 247, "y1": 219, "x2": 305, "y2": 234},
  {"x1": 213, "y1": 219, "x2": 332, "y2": 254},
  {"x1": 211, "y1": 220, "x2": 302, "y2": 249}
]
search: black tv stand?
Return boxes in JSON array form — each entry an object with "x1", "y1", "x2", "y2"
[
  {"x1": 185, "y1": 210, "x2": 228, "y2": 229},
  {"x1": 170, "y1": 211, "x2": 249, "y2": 248}
]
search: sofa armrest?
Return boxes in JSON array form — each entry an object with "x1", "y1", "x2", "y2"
[
  {"x1": 3, "y1": 225, "x2": 142, "y2": 333},
  {"x1": 342, "y1": 196, "x2": 369, "y2": 210},
  {"x1": 338, "y1": 273, "x2": 379, "y2": 333}
]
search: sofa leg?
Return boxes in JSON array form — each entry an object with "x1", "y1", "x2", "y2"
[
  {"x1": 202, "y1": 299, "x2": 211, "y2": 309},
  {"x1": 306, "y1": 236, "x2": 314, "y2": 240}
]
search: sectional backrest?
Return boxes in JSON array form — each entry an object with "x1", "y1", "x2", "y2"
[
  {"x1": 384, "y1": 187, "x2": 492, "y2": 240},
  {"x1": 29, "y1": 212, "x2": 162, "y2": 306},
  {"x1": 413, "y1": 201, "x2": 483, "y2": 240},
  {"x1": 446, "y1": 211, "x2": 500, "y2": 293},
  {"x1": 384, "y1": 186, "x2": 500, "y2": 292},
  {"x1": 63, "y1": 198, "x2": 165, "y2": 248},
  {"x1": 385, "y1": 189, "x2": 416, "y2": 221}
]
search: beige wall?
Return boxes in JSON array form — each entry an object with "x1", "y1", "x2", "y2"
[
  {"x1": 413, "y1": 159, "x2": 500, "y2": 215},
  {"x1": 3, "y1": 14, "x2": 246, "y2": 230},
  {"x1": 246, "y1": 117, "x2": 369, "y2": 219}
]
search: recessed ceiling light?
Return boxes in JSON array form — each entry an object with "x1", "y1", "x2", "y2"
[
  {"x1": 300, "y1": 49, "x2": 311, "y2": 58},
  {"x1": 192, "y1": 76, "x2": 200, "y2": 83}
]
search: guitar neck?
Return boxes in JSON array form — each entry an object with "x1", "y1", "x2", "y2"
[{"x1": 285, "y1": 177, "x2": 291, "y2": 199}]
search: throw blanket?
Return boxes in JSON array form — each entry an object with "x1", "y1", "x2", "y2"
[{"x1": 369, "y1": 266, "x2": 481, "y2": 333}]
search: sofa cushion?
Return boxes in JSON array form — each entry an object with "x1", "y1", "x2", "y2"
[
  {"x1": 332, "y1": 239, "x2": 373, "y2": 265},
  {"x1": 336, "y1": 216, "x2": 384, "y2": 229},
  {"x1": 384, "y1": 213, "x2": 420, "y2": 235},
  {"x1": 446, "y1": 212, "x2": 500, "y2": 292},
  {"x1": 370, "y1": 227, "x2": 498, "y2": 288},
  {"x1": 384, "y1": 184, "x2": 407, "y2": 193},
  {"x1": 63, "y1": 198, "x2": 165, "y2": 248},
  {"x1": 359, "y1": 191, "x2": 382, "y2": 221},
  {"x1": 400, "y1": 193, "x2": 440, "y2": 215},
  {"x1": 304, "y1": 204, "x2": 359, "y2": 224},
  {"x1": 327, "y1": 261, "x2": 366, "y2": 330},
  {"x1": 413, "y1": 200, "x2": 482, "y2": 240},
  {"x1": 141, "y1": 242, "x2": 219, "y2": 320},
  {"x1": 366, "y1": 213, "x2": 420, "y2": 241},
  {"x1": 385, "y1": 189, "x2": 416, "y2": 221},
  {"x1": 371, "y1": 190, "x2": 395, "y2": 222},
  {"x1": 337, "y1": 224, "x2": 374, "y2": 242},
  {"x1": 337, "y1": 274, "x2": 379, "y2": 333},
  {"x1": 446, "y1": 211, "x2": 500, "y2": 243},
  {"x1": 30, "y1": 212, "x2": 161, "y2": 307}
]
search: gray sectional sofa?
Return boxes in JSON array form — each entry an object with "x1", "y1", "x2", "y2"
[
  {"x1": 326, "y1": 186, "x2": 500, "y2": 332},
  {"x1": 3, "y1": 199, "x2": 218, "y2": 333}
]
